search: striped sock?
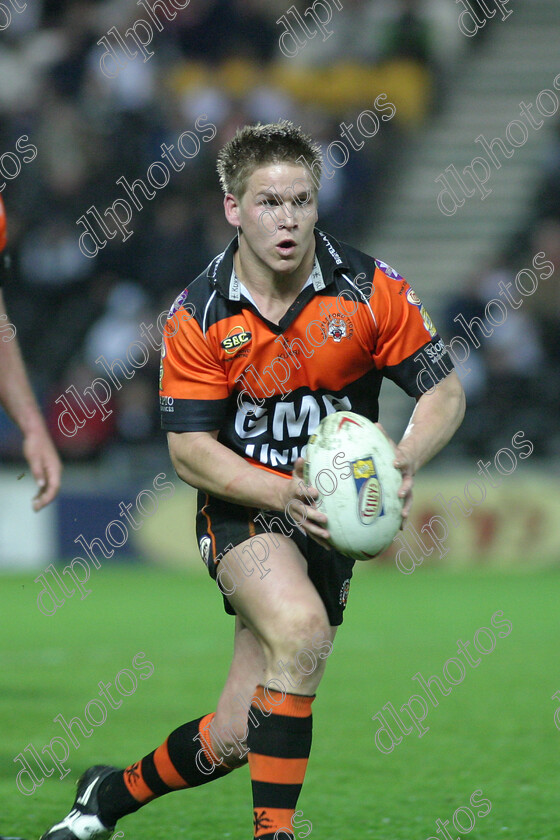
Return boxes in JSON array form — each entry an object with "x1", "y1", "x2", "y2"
[
  {"x1": 98, "y1": 713, "x2": 233, "y2": 826},
  {"x1": 247, "y1": 686, "x2": 314, "y2": 840}
]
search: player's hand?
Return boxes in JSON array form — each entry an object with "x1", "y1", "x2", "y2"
[
  {"x1": 374, "y1": 422, "x2": 414, "y2": 528},
  {"x1": 281, "y1": 457, "x2": 331, "y2": 550},
  {"x1": 22, "y1": 426, "x2": 62, "y2": 511}
]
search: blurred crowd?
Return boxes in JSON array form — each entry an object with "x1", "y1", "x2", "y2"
[
  {"x1": 0, "y1": 0, "x2": 515, "y2": 462},
  {"x1": 442, "y1": 124, "x2": 560, "y2": 460}
]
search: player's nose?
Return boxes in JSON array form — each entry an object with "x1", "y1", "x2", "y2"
[{"x1": 278, "y1": 206, "x2": 297, "y2": 229}]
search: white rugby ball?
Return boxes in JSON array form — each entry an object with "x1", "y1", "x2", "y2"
[{"x1": 303, "y1": 411, "x2": 403, "y2": 561}]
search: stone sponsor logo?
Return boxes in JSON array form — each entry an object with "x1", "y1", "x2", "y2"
[
  {"x1": 424, "y1": 338, "x2": 446, "y2": 364},
  {"x1": 160, "y1": 395, "x2": 174, "y2": 413}
]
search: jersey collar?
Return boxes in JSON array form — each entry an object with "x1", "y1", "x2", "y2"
[{"x1": 207, "y1": 227, "x2": 350, "y2": 302}]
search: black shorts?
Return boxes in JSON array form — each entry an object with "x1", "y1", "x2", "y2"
[{"x1": 195, "y1": 491, "x2": 356, "y2": 626}]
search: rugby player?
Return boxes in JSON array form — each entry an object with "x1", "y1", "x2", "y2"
[
  {"x1": 0, "y1": 195, "x2": 61, "y2": 511},
  {"x1": 39, "y1": 122, "x2": 464, "y2": 840}
]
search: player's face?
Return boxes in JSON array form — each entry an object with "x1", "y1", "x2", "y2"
[{"x1": 224, "y1": 163, "x2": 318, "y2": 275}]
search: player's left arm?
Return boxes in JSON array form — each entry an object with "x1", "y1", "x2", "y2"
[
  {"x1": 392, "y1": 370, "x2": 465, "y2": 520},
  {"x1": 0, "y1": 289, "x2": 62, "y2": 510}
]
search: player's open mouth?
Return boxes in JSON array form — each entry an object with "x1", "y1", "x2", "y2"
[{"x1": 276, "y1": 238, "x2": 296, "y2": 256}]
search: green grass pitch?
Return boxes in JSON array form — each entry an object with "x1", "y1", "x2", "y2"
[{"x1": 1, "y1": 564, "x2": 559, "y2": 839}]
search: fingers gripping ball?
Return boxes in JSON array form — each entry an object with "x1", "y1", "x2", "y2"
[{"x1": 304, "y1": 411, "x2": 403, "y2": 560}]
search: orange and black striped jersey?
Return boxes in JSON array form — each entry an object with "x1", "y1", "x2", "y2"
[
  {"x1": 160, "y1": 228, "x2": 453, "y2": 476},
  {"x1": 0, "y1": 196, "x2": 8, "y2": 286}
]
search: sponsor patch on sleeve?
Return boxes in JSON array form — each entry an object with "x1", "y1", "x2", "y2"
[
  {"x1": 375, "y1": 259, "x2": 405, "y2": 283},
  {"x1": 168, "y1": 288, "x2": 189, "y2": 318}
]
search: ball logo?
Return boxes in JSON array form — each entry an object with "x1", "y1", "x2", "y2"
[
  {"x1": 350, "y1": 455, "x2": 384, "y2": 525},
  {"x1": 338, "y1": 415, "x2": 362, "y2": 431},
  {"x1": 353, "y1": 458, "x2": 374, "y2": 479},
  {"x1": 358, "y1": 477, "x2": 382, "y2": 524}
]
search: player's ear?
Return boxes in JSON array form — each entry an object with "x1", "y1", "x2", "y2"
[{"x1": 224, "y1": 193, "x2": 241, "y2": 228}]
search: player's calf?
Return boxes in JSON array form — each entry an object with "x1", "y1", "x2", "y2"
[{"x1": 202, "y1": 713, "x2": 250, "y2": 764}]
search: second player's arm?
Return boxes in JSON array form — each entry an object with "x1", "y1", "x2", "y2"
[
  {"x1": 0, "y1": 290, "x2": 62, "y2": 510},
  {"x1": 167, "y1": 430, "x2": 330, "y2": 541}
]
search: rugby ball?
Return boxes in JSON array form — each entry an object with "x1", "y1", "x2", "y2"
[{"x1": 303, "y1": 411, "x2": 403, "y2": 561}]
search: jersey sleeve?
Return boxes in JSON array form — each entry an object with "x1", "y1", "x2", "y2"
[
  {"x1": 0, "y1": 196, "x2": 8, "y2": 288},
  {"x1": 159, "y1": 304, "x2": 232, "y2": 432},
  {"x1": 371, "y1": 261, "x2": 454, "y2": 397}
]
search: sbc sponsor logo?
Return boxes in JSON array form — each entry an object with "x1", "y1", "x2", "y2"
[{"x1": 221, "y1": 327, "x2": 252, "y2": 354}]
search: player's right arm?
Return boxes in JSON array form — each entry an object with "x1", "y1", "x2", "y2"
[{"x1": 168, "y1": 430, "x2": 330, "y2": 544}]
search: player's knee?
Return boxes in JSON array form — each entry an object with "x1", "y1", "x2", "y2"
[{"x1": 269, "y1": 609, "x2": 330, "y2": 664}]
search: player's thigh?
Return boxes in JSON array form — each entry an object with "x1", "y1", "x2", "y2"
[{"x1": 224, "y1": 533, "x2": 332, "y2": 660}]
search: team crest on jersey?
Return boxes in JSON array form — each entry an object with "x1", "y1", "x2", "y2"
[
  {"x1": 323, "y1": 313, "x2": 354, "y2": 344},
  {"x1": 339, "y1": 578, "x2": 350, "y2": 607},
  {"x1": 221, "y1": 326, "x2": 252, "y2": 356}
]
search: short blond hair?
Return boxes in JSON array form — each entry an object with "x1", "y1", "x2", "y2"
[{"x1": 216, "y1": 120, "x2": 322, "y2": 198}]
